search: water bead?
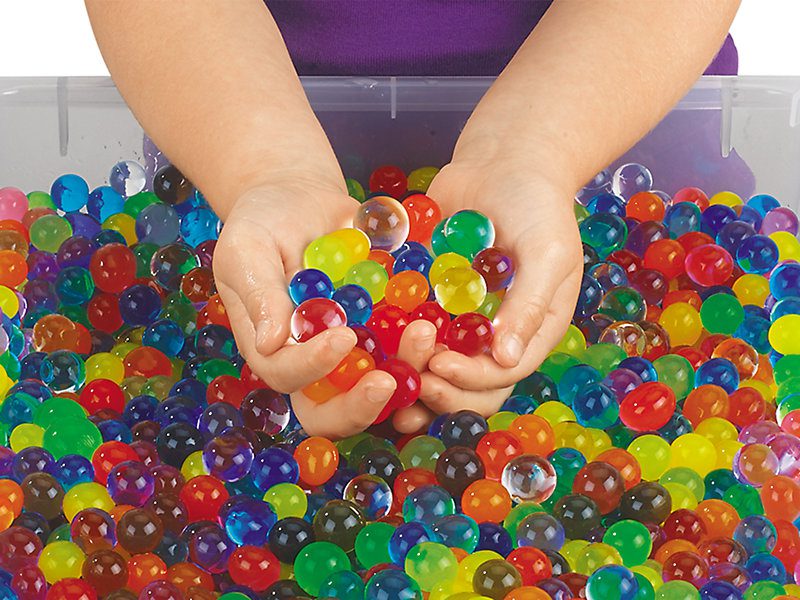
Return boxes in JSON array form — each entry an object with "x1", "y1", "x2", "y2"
[
  {"x1": 290, "y1": 298, "x2": 347, "y2": 343},
  {"x1": 434, "y1": 267, "x2": 487, "y2": 315},
  {"x1": 580, "y1": 214, "x2": 629, "y2": 259},
  {"x1": 354, "y1": 196, "x2": 410, "y2": 252},
  {"x1": 444, "y1": 210, "x2": 495, "y2": 260},
  {"x1": 344, "y1": 260, "x2": 390, "y2": 302},
  {"x1": 385, "y1": 270, "x2": 429, "y2": 312}
]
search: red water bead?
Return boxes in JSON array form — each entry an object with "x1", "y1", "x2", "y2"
[
  {"x1": 130, "y1": 440, "x2": 160, "y2": 467},
  {"x1": 595, "y1": 448, "x2": 641, "y2": 491},
  {"x1": 239, "y1": 363, "x2": 267, "y2": 392},
  {"x1": 89, "y1": 243, "x2": 137, "y2": 294},
  {"x1": 608, "y1": 249, "x2": 643, "y2": 275},
  {"x1": 393, "y1": 468, "x2": 438, "y2": 506},
  {"x1": 328, "y1": 347, "x2": 375, "y2": 391},
  {"x1": 685, "y1": 244, "x2": 734, "y2": 287},
  {"x1": 290, "y1": 297, "x2": 347, "y2": 343},
  {"x1": 205, "y1": 294, "x2": 231, "y2": 329},
  {"x1": 93, "y1": 441, "x2": 141, "y2": 485},
  {"x1": 761, "y1": 475, "x2": 800, "y2": 522},
  {"x1": 179, "y1": 475, "x2": 229, "y2": 522},
  {"x1": 180, "y1": 267, "x2": 215, "y2": 303},
  {"x1": 369, "y1": 165, "x2": 408, "y2": 197},
  {"x1": 79, "y1": 379, "x2": 125, "y2": 415},
  {"x1": 32, "y1": 314, "x2": 79, "y2": 352},
  {"x1": 195, "y1": 306, "x2": 212, "y2": 329},
  {"x1": 677, "y1": 231, "x2": 715, "y2": 254},
  {"x1": 646, "y1": 303, "x2": 663, "y2": 323},
  {"x1": 620, "y1": 382, "x2": 675, "y2": 431},
  {"x1": 662, "y1": 551, "x2": 709, "y2": 588},
  {"x1": 74, "y1": 324, "x2": 93, "y2": 354},
  {"x1": 773, "y1": 520, "x2": 800, "y2": 572},
  {"x1": 402, "y1": 193, "x2": 441, "y2": 243},
  {"x1": 781, "y1": 409, "x2": 800, "y2": 436},
  {"x1": 476, "y1": 431, "x2": 524, "y2": 480},
  {"x1": 472, "y1": 247, "x2": 515, "y2": 292},
  {"x1": 673, "y1": 187, "x2": 710, "y2": 210},
  {"x1": 166, "y1": 562, "x2": 214, "y2": 594},
  {"x1": 0, "y1": 250, "x2": 28, "y2": 287},
  {"x1": 127, "y1": 553, "x2": 167, "y2": 594},
  {"x1": 643, "y1": 239, "x2": 686, "y2": 279},
  {"x1": 352, "y1": 324, "x2": 386, "y2": 364},
  {"x1": 139, "y1": 581, "x2": 183, "y2": 600},
  {"x1": 700, "y1": 334, "x2": 728, "y2": 357},
  {"x1": 46, "y1": 578, "x2": 97, "y2": 600},
  {"x1": 663, "y1": 509, "x2": 708, "y2": 545},
  {"x1": 683, "y1": 385, "x2": 730, "y2": 427},
  {"x1": 87, "y1": 292, "x2": 124, "y2": 333},
  {"x1": 640, "y1": 321, "x2": 670, "y2": 361},
  {"x1": 558, "y1": 573, "x2": 588, "y2": 598},
  {"x1": 0, "y1": 526, "x2": 43, "y2": 571},
  {"x1": 507, "y1": 547, "x2": 552, "y2": 586},
  {"x1": 228, "y1": 546, "x2": 280, "y2": 591},
  {"x1": 672, "y1": 347, "x2": 708, "y2": 370},
  {"x1": 150, "y1": 465, "x2": 185, "y2": 496},
  {"x1": 444, "y1": 312, "x2": 494, "y2": 356},
  {"x1": 628, "y1": 269, "x2": 668, "y2": 305},
  {"x1": 22, "y1": 207, "x2": 56, "y2": 230},
  {"x1": 697, "y1": 537, "x2": 747, "y2": 566},
  {"x1": 366, "y1": 304, "x2": 410, "y2": 356},
  {"x1": 11, "y1": 564, "x2": 47, "y2": 600},
  {"x1": 411, "y1": 301, "x2": 451, "y2": 344},
  {"x1": 379, "y1": 358, "x2": 421, "y2": 411},
  {"x1": 0, "y1": 219, "x2": 30, "y2": 242},
  {"x1": 572, "y1": 461, "x2": 625, "y2": 515},
  {"x1": 368, "y1": 249, "x2": 395, "y2": 277},
  {"x1": 206, "y1": 375, "x2": 247, "y2": 407},
  {"x1": 123, "y1": 346, "x2": 172, "y2": 378}
]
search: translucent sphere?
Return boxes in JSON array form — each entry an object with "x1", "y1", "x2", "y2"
[
  {"x1": 501, "y1": 454, "x2": 558, "y2": 503},
  {"x1": 353, "y1": 196, "x2": 410, "y2": 252}
]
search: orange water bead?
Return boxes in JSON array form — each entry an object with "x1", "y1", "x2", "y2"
[
  {"x1": 0, "y1": 219, "x2": 30, "y2": 243},
  {"x1": 683, "y1": 385, "x2": 730, "y2": 427},
  {"x1": 384, "y1": 270, "x2": 429, "y2": 312},
  {"x1": 110, "y1": 505, "x2": 134, "y2": 523},
  {"x1": 393, "y1": 468, "x2": 437, "y2": 506},
  {"x1": 0, "y1": 480, "x2": 24, "y2": 518},
  {"x1": 0, "y1": 249, "x2": 27, "y2": 287},
  {"x1": 476, "y1": 430, "x2": 524, "y2": 480},
  {"x1": 696, "y1": 499, "x2": 740, "y2": 538},
  {"x1": 205, "y1": 294, "x2": 231, "y2": 329},
  {"x1": 643, "y1": 239, "x2": 686, "y2": 279},
  {"x1": 294, "y1": 436, "x2": 339, "y2": 487},
  {"x1": 368, "y1": 249, "x2": 394, "y2": 278},
  {"x1": 127, "y1": 553, "x2": 167, "y2": 593},
  {"x1": 711, "y1": 338, "x2": 759, "y2": 379},
  {"x1": 461, "y1": 479, "x2": 512, "y2": 523},
  {"x1": 663, "y1": 290, "x2": 702, "y2": 310},
  {"x1": 761, "y1": 475, "x2": 800, "y2": 522},
  {"x1": 123, "y1": 346, "x2": 172, "y2": 378},
  {"x1": 510, "y1": 415, "x2": 555, "y2": 456},
  {"x1": 504, "y1": 587, "x2": 552, "y2": 600},
  {"x1": 180, "y1": 266, "x2": 216, "y2": 303},
  {"x1": 753, "y1": 355, "x2": 774, "y2": 384},
  {"x1": 301, "y1": 377, "x2": 340, "y2": 404},
  {"x1": 328, "y1": 347, "x2": 375, "y2": 391},
  {"x1": 167, "y1": 562, "x2": 215, "y2": 593},
  {"x1": 626, "y1": 192, "x2": 666, "y2": 222},
  {"x1": 654, "y1": 539, "x2": 698, "y2": 564},
  {"x1": 727, "y1": 387, "x2": 766, "y2": 429},
  {"x1": 595, "y1": 448, "x2": 641, "y2": 490},
  {"x1": 32, "y1": 314, "x2": 79, "y2": 352}
]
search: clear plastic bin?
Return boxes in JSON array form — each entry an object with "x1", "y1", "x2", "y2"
[{"x1": 1, "y1": 76, "x2": 800, "y2": 207}]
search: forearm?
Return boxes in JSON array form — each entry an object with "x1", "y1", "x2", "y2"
[
  {"x1": 456, "y1": 0, "x2": 740, "y2": 194},
  {"x1": 85, "y1": 0, "x2": 343, "y2": 219}
]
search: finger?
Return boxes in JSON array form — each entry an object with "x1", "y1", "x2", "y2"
[
  {"x1": 292, "y1": 369, "x2": 397, "y2": 438},
  {"x1": 214, "y1": 234, "x2": 294, "y2": 356},
  {"x1": 392, "y1": 402, "x2": 435, "y2": 434},
  {"x1": 428, "y1": 277, "x2": 579, "y2": 390},
  {"x1": 419, "y1": 372, "x2": 513, "y2": 417},
  {"x1": 396, "y1": 319, "x2": 438, "y2": 372},
  {"x1": 222, "y1": 289, "x2": 357, "y2": 392},
  {"x1": 491, "y1": 237, "x2": 582, "y2": 368}
]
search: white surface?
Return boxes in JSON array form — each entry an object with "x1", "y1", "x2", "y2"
[{"x1": 0, "y1": 0, "x2": 797, "y2": 76}]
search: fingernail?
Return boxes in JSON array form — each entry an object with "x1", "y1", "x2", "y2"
[
  {"x1": 366, "y1": 383, "x2": 394, "y2": 403},
  {"x1": 502, "y1": 333, "x2": 524, "y2": 365},
  {"x1": 255, "y1": 319, "x2": 274, "y2": 350},
  {"x1": 329, "y1": 333, "x2": 354, "y2": 354}
]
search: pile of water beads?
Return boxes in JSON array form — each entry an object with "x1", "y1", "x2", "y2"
[
  {"x1": 0, "y1": 156, "x2": 796, "y2": 600},
  {"x1": 293, "y1": 165, "x2": 511, "y2": 421}
]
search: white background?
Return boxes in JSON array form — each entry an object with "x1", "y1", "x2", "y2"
[{"x1": 0, "y1": 0, "x2": 798, "y2": 76}]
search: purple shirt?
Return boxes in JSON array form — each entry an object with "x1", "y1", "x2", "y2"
[{"x1": 266, "y1": 1, "x2": 737, "y2": 76}]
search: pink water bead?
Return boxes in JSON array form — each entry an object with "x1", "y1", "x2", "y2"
[{"x1": 0, "y1": 187, "x2": 29, "y2": 221}]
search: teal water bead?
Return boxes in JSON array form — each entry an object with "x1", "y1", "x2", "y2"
[
  {"x1": 431, "y1": 218, "x2": 454, "y2": 256},
  {"x1": 39, "y1": 350, "x2": 86, "y2": 392},
  {"x1": 318, "y1": 570, "x2": 365, "y2": 600},
  {"x1": 579, "y1": 213, "x2": 628, "y2": 259},
  {"x1": 443, "y1": 210, "x2": 495, "y2": 260},
  {"x1": 598, "y1": 287, "x2": 646, "y2": 321},
  {"x1": 55, "y1": 266, "x2": 95, "y2": 306}
]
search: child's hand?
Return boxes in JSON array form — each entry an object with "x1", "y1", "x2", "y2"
[
  {"x1": 419, "y1": 159, "x2": 583, "y2": 416},
  {"x1": 213, "y1": 178, "x2": 363, "y2": 393}
]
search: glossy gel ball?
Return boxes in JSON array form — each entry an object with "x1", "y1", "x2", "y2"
[
  {"x1": 332, "y1": 284, "x2": 373, "y2": 325},
  {"x1": 586, "y1": 564, "x2": 639, "y2": 600},
  {"x1": 580, "y1": 214, "x2": 628, "y2": 259},
  {"x1": 343, "y1": 474, "x2": 392, "y2": 520},
  {"x1": 365, "y1": 570, "x2": 422, "y2": 600},
  {"x1": 288, "y1": 268, "x2": 334, "y2": 306},
  {"x1": 501, "y1": 455, "x2": 557, "y2": 503},
  {"x1": 225, "y1": 499, "x2": 277, "y2": 546},
  {"x1": 293, "y1": 541, "x2": 351, "y2": 597},
  {"x1": 443, "y1": 209, "x2": 495, "y2": 260},
  {"x1": 516, "y1": 512, "x2": 565, "y2": 552},
  {"x1": 354, "y1": 196, "x2": 410, "y2": 252},
  {"x1": 434, "y1": 267, "x2": 487, "y2": 315}
]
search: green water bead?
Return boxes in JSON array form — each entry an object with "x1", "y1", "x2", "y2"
[
  {"x1": 777, "y1": 393, "x2": 800, "y2": 422},
  {"x1": 660, "y1": 468, "x2": 705, "y2": 502},
  {"x1": 28, "y1": 191, "x2": 56, "y2": 209},
  {"x1": 539, "y1": 352, "x2": 582, "y2": 382},
  {"x1": 634, "y1": 573, "x2": 655, "y2": 600},
  {"x1": 431, "y1": 218, "x2": 453, "y2": 256},
  {"x1": 488, "y1": 412, "x2": 518, "y2": 431},
  {"x1": 602, "y1": 520, "x2": 652, "y2": 567},
  {"x1": 140, "y1": 375, "x2": 178, "y2": 400},
  {"x1": 776, "y1": 376, "x2": 800, "y2": 403},
  {"x1": 43, "y1": 416, "x2": 103, "y2": 459},
  {"x1": 29, "y1": 214, "x2": 73, "y2": 253},
  {"x1": 598, "y1": 287, "x2": 646, "y2": 322},
  {"x1": 0, "y1": 352, "x2": 20, "y2": 381},
  {"x1": 355, "y1": 522, "x2": 395, "y2": 569},
  {"x1": 653, "y1": 354, "x2": 695, "y2": 399},
  {"x1": 477, "y1": 292, "x2": 502, "y2": 320},
  {"x1": 655, "y1": 580, "x2": 699, "y2": 600},
  {"x1": 723, "y1": 482, "x2": 764, "y2": 517},
  {"x1": 582, "y1": 343, "x2": 628, "y2": 377},
  {"x1": 34, "y1": 397, "x2": 87, "y2": 430},
  {"x1": 579, "y1": 213, "x2": 628, "y2": 259},
  {"x1": 399, "y1": 435, "x2": 445, "y2": 471},
  {"x1": 443, "y1": 210, "x2": 495, "y2": 260},
  {"x1": 318, "y1": 570, "x2": 365, "y2": 600},
  {"x1": 133, "y1": 242, "x2": 159, "y2": 278},
  {"x1": 346, "y1": 178, "x2": 366, "y2": 203},
  {"x1": 773, "y1": 355, "x2": 800, "y2": 386},
  {"x1": 405, "y1": 542, "x2": 458, "y2": 592},
  {"x1": 699, "y1": 293, "x2": 744, "y2": 335},
  {"x1": 196, "y1": 358, "x2": 239, "y2": 386},
  {"x1": 294, "y1": 541, "x2": 351, "y2": 597},
  {"x1": 336, "y1": 432, "x2": 373, "y2": 460},
  {"x1": 743, "y1": 581, "x2": 785, "y2": 600},
  {"x1": 574, "y1": 202, "x2": 590, "y2": 224},
  {"x1": 343, "y1": 260, "x2": 389, "y2": 303},
  {"x1": 218, "y1": 594, "x2": 250, "y2": 600},
  {"x1": 123, "y1": 191, "x2": 159, "y2": 217},
  {"x1": 47, "y1": 523, "x2": 72, "y2": 544},
  {"x1": 161, "y1": 302, "x2": 198, "y2": 337},
  {"x1": 503, "y1": 502, "x2": 544, "y2": 543},
  {"x1": 349, "y1": 436, "x2": 397, "y2": 469}
]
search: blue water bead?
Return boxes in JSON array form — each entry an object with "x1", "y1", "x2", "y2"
[
  {"x1": 319, "y1": 570, "x2": 365, "y2": 600},
  {"x1": 733, "y1": 514, "x2": 777, "y2": 555},
  {"x1": 575, "y1": 274, "x2": 604, "y2": 319},
  {"x1": 501, "y1": 394, "x2": 538, "y2": 415},
  {"x1": 427, "y1": 413, "x2": 449, "y2": 438},
  {"x1": 65, "y1": 213, "x2": 101, "y2": 241},
  {"x1": 393, "y1": 248, "x2": 433, "y2": 277},
  {"x1": 556, "y1": 365, "x2": 601, "y2": 407},
  {"x1": 289, "y1": 269, "x2": 335, "y2": 306},
  {"x1": 770, "y1": 296, "x2": 800, "y2": 321},
  {"x1": 573, "y1": 382, "x2": 620, "y2": 428},
  {"x1": 704, "y1": 469, "x2": 738, "y2": 500},
  {"x1": 388, "y1": 521, "x2": 436, "y2": 566},
  {"x1": 701, "y1": 204, "x2": 737, "y2": 236},
  {"x1": 195, "y1": 324, "x2": 236, "y2": 359},
  {"x1": 365, "y1": 570, "x2": 421, "y2": 600},
  {"x1": 54, "y1": 266, "x2": 95, "y2": 305},
  {"x1": 19, "y1": 353, "x2": 48, "y2": 381},
  {"x1": 8, "y1": 379, "x2": 51, "y2": 402},
  {"x1": 155, "y1": 530, "x2": 189, "y2": 567},
  {"x1": 109, "y1": 161, "x2": 147, "y2": 197},
  {"x1": 747, "y1": 194, "x2": 781, "y2": 216},
  {"x1": 0, "y1": 583, "x2": 16, "y2": 600},
  {"x1": 123, "y1": 395, "x2": 159, "y2": 427},
  {"x1": 577, "y1": 169, "x2": 613, "y2": 205},
  {"x1": 579, "y1": 213, "x2": 628, "y2": 259},
  {"x1": 735, "y1": 315, "x2": 771, "y2": 355},
  {"x1": 744, "y1": 305, "x2": 769, "y2": 320},
  {"x1": 402, "y1": 485, "x2": 455, "y2": 526},
  {"x1": 391, "y1": 241, "x2": 428, "y2": 258},
  {"x1": 717, "y1": 221, "x2": 756, "y2": 255},
  {"x1": 736, "y1": 235, "x2": 779, "y2": 274},
  {"x1": 188, "y1": 523, "x2": 235, "y2": 572},
  {"x1": 180, "y1": 207, "x2": 220, "y2": 247},
  {"x1": 170, "y1": 378, "x2": 207, "y2": 404},
  {"x1": 94, "y1": 229, "x2": 127, "y2": 247},
  {"x1": 119, "y1": 284, "x2": 162, "y2": 326},
  {"x1": 51, "y1": 174, "x2": 89, "y2": 212},
  {"x1": 224, "y1": 499, "x2": 277, "y2": 546},
  {"x1": 331, "y1": 284, "x2": 373, "y2": 326},
  {"x1": 56, "y1": 236, "x2": 97, "y2": 269},
  {"x1": 695, "y1": 358, "x2": 740, "y2": 393},
  {"x1": 87, "y1": 186, "x2": 125, "y2": 222},
  {"x1": 198, "y1": 402, "x2": 243, "y2": 437},
  {"x1": 587, "y1": 193, "x2": 626, "y2": 217},
  {"x1": 98, "y1": 419, "x2": 133, "y2": 443},
  {"x1": 431, "y1": 514, "x2": 480, "y2": 552},
  {"x1": 699, "y1": 580, "x2": 743, "y2": 600},
  {"x1": 476, "y1": 521, "x2": 513, "y2": 556},
  {"x1": 516, "y1": 512, "x2": 566, "y2": 552},
  {"x1": 12, "y1": 447, "x2": 55, "y2": 482},
  {"x1": 618, "y1": 356, "x2": 658, "y2": 383},
  {"x1": 143, "y1": 319, "x2": 185, "y2": 357},
  {"x1": 155, "y1": 395, "x2": 203, "y2": 426},
  {"x1": 658, "y1": 412, "x2": 694, "y2": 443},
  {"x1": 0, "y1": 392, "x2": 38, "y2": 428},
  {"x1": 304, "y1": 491, "x2": 331, "y2": 522},
  {"x1": 136, "y1": 203, "x2": 181, "y2": 245},
  {"x1": 588, "y1": 262, "x2": 628, "y2": 292},
  {"x1": 250, "y1": 447, "x2": 299, "y2": 491},
  {"x1": 770, "y1": 262, "x2": 800, "y2": 300},
  {"x1": 736, "y1": 205, "x2": 764, "y2": 232},
  {"x1": 39, "y1": 350, "x2": 85, "y2": 392},
  {"x1": 665, "y1": 202, "x2": 702, "y2": 238},
  {"x1": 323, "y1": 467, "x2": 358, "y2": 499},
  {"x1": 745, "y1": 552, "x2": 787, "y2": 584}
]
